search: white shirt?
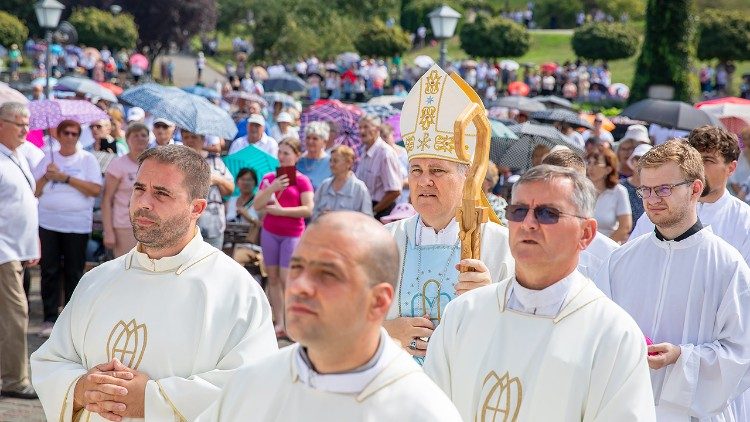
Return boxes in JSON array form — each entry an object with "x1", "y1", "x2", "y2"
[
  {"x1": 506, "y1": 271, "x2": 582, "y2": 317},
  {"x1": 32, "y1": 150, "x2": 103, "y2": 233},
  {"x1": 416, "y1": 217, "x2": 459, "y2": 246},
  {"x1": 0, "y1": 143, "x2": 39, "y2": 264},
  {"x1": 594, "y1": 184, "x2": 631, "y2": 237},
  {"x1": 730, "y1": 154, "x2": 750, "y2": 187},
  {"x1": 228, "y1": 133, "x2": 278, "y2": 157},
  {"x1": 17, "y1": 141, "x2": 45, "y2": 169},
  {"x1": 579, "y1": 232, "x2": 619, "y2": 280}
]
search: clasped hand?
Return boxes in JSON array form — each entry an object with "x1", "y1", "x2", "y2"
[{"x1": 73, "y1": 358, "x2": 150, "y2": 421}]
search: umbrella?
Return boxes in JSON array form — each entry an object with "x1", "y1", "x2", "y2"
[
  {"x1": 385, "y1": 114, "x2": 401, "y2": 141},
  {"x1": 620, "y1": 99, "x2": 723, "y2": 131},
  {"x1": 336, "y1": 52, "x2": 360, "y2": 67},
  {"x1": 489, "y1": 119, "x2": 519, "y2": 165},
  {"x1": 367, "y1": 95, "x2": 405, "y2": 106},
  {"x1": 28, "y1": 99, "x2": 109, "y2": 130},
  {"x1": 581, "y1": 113, "x2": 616, "y2": 132},
  {"x1": 541, "y1": 62, "x2": 558, "y2": 74},
  {"x1": 500, "y1": 60, "x2": 519, "y2": 71},
  {"x1": 507, "y1": 81, "x2": 530, "y2": 97},
  {"x1": 535, "y1": 95, "x2": 575, "y2": 110},
  {"x1": 83, "y1": 47, "x2": 101, "y2": 60},
  {"x1": 121, "y1": 83, "x2": 237, "y2": 139},
  {"x1": 300, "y1": 101, "x2": 363, "y2": 158},
  {"x1": 358, "y1": 104, "x2": 399, "y2": 120},
  {"x1": 31, "y1": 77, "x2": 58, "y2": 88},
  {"x1": 251, "y1": 66, "x2": 269, "y2": 81},
  {"x1": 226, "y1": 91, "x2": 268, "y2": 107},
  {"x1": 695, "y1": 97, "x2": 750, "y2": 108},
  {"x1": 490, "y1": 96, "x2": 546, "y2": 113},
  {"x1": 414, "y1": 55, "x2": 435, "y2": 69},
  {"x1": 56, "y1": 76, "x2": 118, "y2": 103},
  {"x1": 263, "y1": 73, "x2": 307, "y2": 93},
  {"x1": 499, "y1": 123, "x2": 583, "y2": 170},
  {"x1": 264, "y1": 92, "x2": 296, "y2": 108},
  {"x1": 531, "y1": 109, "x2": 593, "y2": 130},
  {"x1": 223, "y1": 144, "x2": 279, "y2": 196},
  {"x1": 182, "y1": 85, "x2": 220, "y2": 101},
  {"x1": 98, "y1": 82, "x2": 123, "y2": 96},
  {"x1": 129, "y1": 53, "x2": 149, "y2": 70},
  {"x1": 0, "y1": 82, "x2": 28, "y2": 105},
  {"x1": 608, "y1": 83, "x2": 630, "y2": 99},
  {"x1": 697, "y1": 102, "x2": 750, "y2": 135},
  {"x1": 490, "y1": 120, "x2": 519, "y2": 140}
]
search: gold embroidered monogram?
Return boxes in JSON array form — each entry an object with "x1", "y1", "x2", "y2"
[
  {"x1": 403, "y1": 134, "x2": 415, "y2": 152},
  {"x1": 419, "y1": 106, "x2": 437, "y2": 130},
  {"x1": 476, "y1": 371, "x2": 522, "y2": 422},
  {"x1": 106, "y1": 319, "x2": 148, "y2": 370},
  {"x1": 424, "y1": 70, "x2": 441, "y2": 94},
  {"x1": 434, "y1": 134, "x2": 455, "y2": 153}
]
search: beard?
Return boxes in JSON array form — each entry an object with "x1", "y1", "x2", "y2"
[
  {"x1": 648, "y1": 201, "x2": 691, "y2": 231},
  {"x1": 130, "y1": 208, "x2": 192, "y2": 250}
]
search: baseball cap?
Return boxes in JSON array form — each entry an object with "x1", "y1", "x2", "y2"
[
  {"x1": 153, "y1": 117, "x2": 175, "y2": 127},
  {"x1": 126, "y1": 107, "x2": 145, "y2": 122},
  {"x1": 276, "y1": 112, "x2": 293, "y2": 124},
  {"x1": 247, "y1": 114, "x2": 265, "y2": 126}
]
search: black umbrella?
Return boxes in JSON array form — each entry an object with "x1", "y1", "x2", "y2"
[
  {"x1": 620, "y1": 99, "x2": 723, "y2": 131},
  {"x1": 263, "y1": 73, "x2": 307, "y2": 93},
  {"x1": 496, "y1": 123, "x2": 584, "y2": 170},
  {"x1": 531, "y1": 109, "x2": 593, "y2": 130},
  {"x1": 535, "y1": 95, "x2": 575, "y2": 110},
  {"x1": 489, "y1": 96, "x2": 547, "y2": 113}
]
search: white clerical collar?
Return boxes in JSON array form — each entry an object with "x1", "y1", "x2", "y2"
[
  {"x1": 293, "y1": 329, "x2": 398, "y2": 394},
  {"x1": 416, "y1": 217, "x2": 459, "y2": 246},
  {"x1": 129, "y1": 227, "x2": 206, "y2": 273},
  {"x1": 506, "y1": 270, "x2": 584, "y2": 317}
]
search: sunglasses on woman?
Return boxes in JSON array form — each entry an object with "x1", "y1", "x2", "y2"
[{"x1": 506, "y1": 204, "x2": 586, "y2": 224}]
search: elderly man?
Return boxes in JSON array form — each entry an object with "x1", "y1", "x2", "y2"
[
  {"x1": 541, "y1": 149, "x2": 619, "y2": 279},
  {"x1": 629, "y1": 127, "x2": 750, "y2": 264},
  {"x1": 31, "y1": 145, "x2": 277, "y2": 421},
  {"x1": 149, "y1": 118, "x2": 179, "y2": 148},
  {"x1": 0, "y1": 102, "x2": 39, "y2": 399},
  {"x1": 355, "y1": 114, "x2": 402, "y2": 219},
  {"x1": 228, "y1": 113, "x2": 278, "y2": 156},
  {"x1": 196, "y1": 212, "x2": 461, "y2": 421},
  {"x1": 382, "y1": 65, "x2": 514, "y2": 362},
  {"x1": 596, "y1": 140, "x2": 750, "y2": 420},
  {"x1": 425, "y1": 165, "x2": 656, "y2": 421}
]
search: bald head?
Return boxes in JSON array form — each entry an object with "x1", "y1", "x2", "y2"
[{"x1": 310, "y1": 212, "x2": 399, "y2": 289}]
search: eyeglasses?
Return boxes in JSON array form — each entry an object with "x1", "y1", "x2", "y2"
[
  {"x1": 636, "y1": 180, "x2": 693, "y2": 199},
  {"x1": 61, "y1": 131, "x2": 80, "y2": 137},
  {"x1": 506, "y1": 204, "x2": 586, "y2": 225},
  {"x1": 1, "y1": 119, "x2": 29, "y2": 129}
]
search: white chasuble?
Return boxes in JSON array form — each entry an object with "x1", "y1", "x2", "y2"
[
  {"x1": 424, "y1": 273, "x2": 656, "y2": 421},
  {"x1": 196, "y1": 333, "x2": 462, "y2": 421},
  {"x1": 596, "y1": 229, "x2": 750, "y2": 421},
  {"x1": 31, "y1": 230, "x2": 278, "y2": 421}
]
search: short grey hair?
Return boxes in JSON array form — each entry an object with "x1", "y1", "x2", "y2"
[
  {"x1": 511, "y1": 164, "x2": 596, "y2": 217},
  {"x1": 305, "y1": 121, "x2": 330, "y2": 140},
  {"x1": 359, "y1": 114, "x2": 382, "y2": 127},
  {"x1": 0, "y1": 102, "x2": 30, "y2": 120}
]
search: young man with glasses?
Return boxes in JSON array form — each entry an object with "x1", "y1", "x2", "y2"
[
  {"x1": 629, "y1": 127, "x2": 750, "y2": 264},
  {"x1": 425, "y1": 165, "x2": 655, "y2": 421},
  {"x1": 596, "y1": 140, "x2": 750, "y2": 421}
]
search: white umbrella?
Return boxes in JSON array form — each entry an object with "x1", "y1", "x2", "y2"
[
  {"x1": 367, "y1": 95, "x2": 404, "y2": 106},
  {"x1": 500, "y1": 60, "x2": 519, "y2": 71},
  {"x1": 414, "y1": 55, "x2": 435, "y2": 69}
]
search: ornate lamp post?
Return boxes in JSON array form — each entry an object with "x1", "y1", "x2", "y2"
[
  {"x1": 428, "y1": 5, "x2": 461, "y2": 69},
  {"x1": 34, "y1": 0, "x2": 65, "y2": 99}
]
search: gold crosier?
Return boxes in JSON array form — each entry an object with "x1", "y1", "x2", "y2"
[{"x1": 451, "y1": 73, "x2": 492, "y2": 271}]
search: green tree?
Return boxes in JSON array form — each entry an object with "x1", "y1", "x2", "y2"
[
  {"x1": 459, "y1": 15, "x2": 529, "y2": 58},
  {"x1": 630, "y1": 0, "x2": 697, "y2": 103},
  {"x1": 0, "y1": 11, "x2": 28, "y2": 48},
  {"x1": 533, "y1": 0, "x2": 583, "y2": 29},
  {"x1": 571, "y1": 23, "x2": 639, "y2": 61},
  {"x1": 399, "y1": 0, "x2": 464, "y2": 34},
  {"x1": 68, "y1": 7, "x2": 138, "y2": 51},
  {"x1": 581, "y1": 0, "x2": 646, "y2": 20},
  {"x1": 354, "y1": 20, "x2": 411, "y2": 58},
  {"x1": 696, "y1": 10, "x2": 750, "y2": 94},
  {"x1": 217, "y1": 0, "x2": 251, "y2": 32}
]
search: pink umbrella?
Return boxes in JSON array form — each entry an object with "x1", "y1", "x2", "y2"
[
  {"x1": 129, "y1": 53, "x2": 149, "y2": 70},
  {"x1": 0, "y1": 82, "x2": 28, "y2": 105},
  {"x1": 28, "y1": 99, "x2": 109, "y2": 130},
  {"x1": 386, "y1": 114, "x2": 401, "y2": 141},
  {"x1": 26, "y1": 130, "x2": 44, "y2": 148}
]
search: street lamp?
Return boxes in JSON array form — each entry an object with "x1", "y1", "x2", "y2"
[
  {"x1": 428, "y1": 4, "x2": 461, "y2": 69},
  {"x1": 35, "y1": 0, "x2": 65, "y2": 99}
]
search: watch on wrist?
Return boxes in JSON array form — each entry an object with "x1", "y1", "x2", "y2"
[{"x1": 64, "y1": 175, "x2": 71, "y2": 184}]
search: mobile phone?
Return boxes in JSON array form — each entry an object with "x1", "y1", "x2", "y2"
[{"x1": 276, "y1": 166, "x2": 297, "y2": 186}]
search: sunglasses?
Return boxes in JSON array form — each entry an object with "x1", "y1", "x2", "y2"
[
  {"x1": 61, "y1": 131, "x2": 80, "y2": 137},
  {"x1": 153, "y1": 123, "x2": 169, "y2": 129},
  {"x1": 506, "y1": 204, "x2": 586, "y2": 224}
]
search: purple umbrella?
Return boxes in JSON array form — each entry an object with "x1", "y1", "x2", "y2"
[
  {"x1": 28, "y1": 99, "x2": 109, "y2": 130},
  {"x1": 299, "y1": 100, "x2": 363, "y2": 159},
  {"x1": 386, "y1": 114, "x2": 401, "y2": 141}
]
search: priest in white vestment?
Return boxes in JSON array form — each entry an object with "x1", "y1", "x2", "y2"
[
  {"x1": 628, "y1": 127, "x2": 750, "y2": 264},
  {"x1": 197, "y1": 212, "x2": 462, "y2": 421},
  {"x1": 425, "y1": 165, "x2": 656, "y2": 421},
  {"x1": 31, "y1": 145, "x2": 278, "y2": 421},
  {"x1": 541, "y1": 149, "x2": 619, "y2": 279},
  {"x1": 383, "y1": 64, "x2": 514, "y2": 361},
  {"x1": 596, "y1": 140, "x2": 750, "y2": 421}
]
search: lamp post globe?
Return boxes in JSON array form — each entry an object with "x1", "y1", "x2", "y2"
[
  {"x1": 35, "y1": 0, "x2": 65, "y2": 99},
  {"x1": 428, "y1": 4, "x2": 461, "y2": 68}
]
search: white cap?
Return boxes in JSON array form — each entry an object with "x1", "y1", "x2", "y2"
[
  {"x1": 247, "y1": 114, "x2": 265, "y2": 126},
  {"x1": 627, "y1": 143, "x2": 653, "y2": 170},
  {"x1": 276, "y1": 112, "x2": 293, "y2": 123},
  {"x1": 153, "y1": 117, "x2": 175, "y2": 127},
  {"x1": 127, "y1": 107, "x2": 145, "y2": 122},
  {"x1": 620, "y1": 124, "x2": 650, "y2": 144}
]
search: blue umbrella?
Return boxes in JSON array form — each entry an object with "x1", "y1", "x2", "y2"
[
  {"x1": 223, "y1": 144, "x2": 279, "y2": 196},
  {"x1": 263, "y1": 73, "x2": 307, "y2": 93},
  {"x1": 121, "y1": 83, "x2": 237, "y2": 139},
  {"x1": 264, "y1": 92, "x2": 296, "y2": 108},
  {"x1": 181, "y1": 85, "x2": 220, "y2": 101}
]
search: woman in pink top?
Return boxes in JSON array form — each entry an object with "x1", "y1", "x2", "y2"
[
  {"x1": 101, "y1": 123, "x2": 150, "y2": 257},
  {"x1": 254, "y1": 137, "x2": 314, "y2": 337}
]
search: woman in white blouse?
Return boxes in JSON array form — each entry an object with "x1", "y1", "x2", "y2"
[{"x1": 586, "y1": 146, "x2": 632, "y2": 243}]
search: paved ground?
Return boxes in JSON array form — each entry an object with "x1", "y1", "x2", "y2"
[{"x1": 153, "y1": 53, "x2": 226, "y2": 87}]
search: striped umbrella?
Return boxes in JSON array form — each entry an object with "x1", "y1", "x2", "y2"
[
  {"x1": 121, "y1": 83, "x2": 236, "y2": 139},
  {"x1": 531, "y1": 109, "x2": 593, "y2": 130},
  {"x1": 499, "y1": 123, "x2": 583, "y2": 170},
  {"x1": 300, "y1": 101, "x2": 363, "y2": 158}
]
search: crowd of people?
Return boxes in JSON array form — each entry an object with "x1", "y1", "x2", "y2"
[{"x1": 1, "y1": 54, "x2": 750, "y2": 421}]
